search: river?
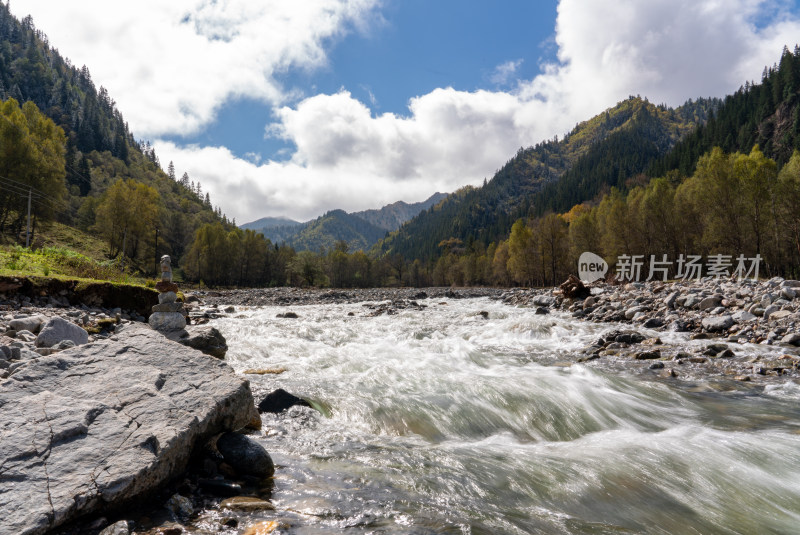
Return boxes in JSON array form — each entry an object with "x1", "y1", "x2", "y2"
[{"x1": 208, "y1": 297, "x2": 800, "y2": 534}]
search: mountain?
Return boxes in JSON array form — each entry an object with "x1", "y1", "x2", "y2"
[
  {"x1": 650, "y1": 45, "x2": 800, "y2": 175},
  {"x1": 242, "y1": 192, "x2": 448, "y2": 252},
  {"x1": 354, "y1": 192, "x2": 448, "y2": 230},
  {"x1": 240, "y1": 216, "x2": 301, "y2": 231},
  {"x1": 377, "y1": 96, "x2": 718, "y2": 261},
  {"x1": 284, "y1": 210, "x2": 387, "y2": 253}
]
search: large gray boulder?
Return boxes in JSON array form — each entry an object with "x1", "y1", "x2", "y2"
[
  {"x1": 34, "y1": 316, "x2": 89, "y2": 348},
  {"x1": 0, "y1": 324, "x2": 259, "y2": 535},
  {"x1": 166, "y1": 326, "x2": 228, "y2": 359}
]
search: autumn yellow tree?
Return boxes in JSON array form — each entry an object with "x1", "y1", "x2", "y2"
[
  {"x1": 93, "y1": 178, "x2": 160, "y2": 262},
  {"x1": 0, "y1": 98, "x2": 67, "y2": 240}
]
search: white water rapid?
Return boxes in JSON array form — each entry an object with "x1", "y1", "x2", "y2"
[{"x1": 209, "y1": 297, "x2": 800, "y2": 534}]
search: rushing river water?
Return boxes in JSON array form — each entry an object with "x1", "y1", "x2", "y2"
[{"x1": 209, "y1": 297, "x2": 800, "y2": 535}]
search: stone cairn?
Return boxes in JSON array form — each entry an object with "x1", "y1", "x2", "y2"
[{"x1": 148, "y1": 255, "x2": 187, "y2": 331}]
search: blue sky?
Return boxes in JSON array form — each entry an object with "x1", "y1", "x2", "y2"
[
  {"x1": 168, "y1": 0, "x2": 560, "y2": 165},
  {"x1": 13, "y1": 0, "x2": 800, "y2": 223}
]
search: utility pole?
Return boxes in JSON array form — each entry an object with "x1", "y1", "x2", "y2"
[
  {"x1": 25, "y1": 188, "x2": 31, "y2": 248},
  {"x1": 121, "y1": 227, "x2": 127, "y2": 274}
]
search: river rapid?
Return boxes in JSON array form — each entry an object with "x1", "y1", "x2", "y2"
[{"x1": 209, "y1": 297, "x2": 800, "y2": 535}]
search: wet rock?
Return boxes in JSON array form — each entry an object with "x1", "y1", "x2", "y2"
[
  {"x1": 781, "y1": 333, "x2": 800, "y2": 346},
  {"x1": 704, "y1": 343, "x2": 728, "y2": 356},
  {"x1": 532, "y1": 295, "x2": 556, "y2": 307},
  {"x1": 649, "y1": 361, "x2": 665, "y2": 369},
  {"x1": 701, "y1": 315, "x2": 734, "y2": 332},
  {"x1": 257, "y1": 388, "x2": 312, "y2": 413},
  {"x1": 535, "y1": 307, "x2": 549, "y2": 315},
  {"x1": 478, "y1": 311, "x2": 489, "y2": 319},
  {"x1": 634, "y1": 350, "x2": 661, "y2": 360},
  {"x1": 642, "y1": 317, "x2": 664, "y2": 329},
  {"x1": 166, "y1": 493, "x2": 194, "y2": 521},
  {"x1": 668, "y1": 320, "x2": 690, "y2": 332},
  {"x1": 99, "y1": 520, "x2": 132, "y2": 535},
  {"x1": 641, "y1": 337, "x2": 663, "y2": 346},
  {"x1": 216, "y1": 432, "x2": 275, "y2": 479},
  {"x1": 609, "y1": 330, "x2": 646, "y2": 344},
  {"x1": 35, "y1": 316, "x2": 89, "y2": 348},
  {"x1": 242, "y1": 521, "x2": 280, "y2": 535},
  {"x1": 197, "y1": 478, "x2": 243, "y2": 497},
  {"x1": 276, "y1": 312, "x2": 299, "y2": 319},
  {"x1": 220, "y1": 496, "x2": 275, "y2": 512}
]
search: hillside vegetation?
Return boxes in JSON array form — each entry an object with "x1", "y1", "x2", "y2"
[
  {"x1": 0, "y1": 4, "x2": 228, "y2": 279},
  {"x1": 377, "y1": 97, "x2": 718, "y2": 261}
]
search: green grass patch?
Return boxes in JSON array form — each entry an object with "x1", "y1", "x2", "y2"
[{"x1": 0, "y1": 245, "x2": 153, "y2": 287}]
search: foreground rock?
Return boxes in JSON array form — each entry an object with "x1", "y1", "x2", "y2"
[
  {"x1": 166, "y1": 325, "x2": 229, "y2": 359},
  {"x1": 216, "y1": 432, "x2": 275, "y2": 479},
  {"x1": 0, "y1": 324, "x2": 259, "y2": 535}
]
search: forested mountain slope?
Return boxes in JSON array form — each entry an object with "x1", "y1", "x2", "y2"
[
  {"x1": 651, "y1": 45, "x2": 800, "y2": 175},
  {"x1": 0, "y1": 4, "x2": 225, "y2": 272},
  {"x1": 245, "y1": 192, "x2": 448, "y2": 252},
  {"x1": 378, "y1": 97, "x2": 717, "y2": 261},
  {"x1": 284, "y1": 210, "x2": 387, "y2": 253}
]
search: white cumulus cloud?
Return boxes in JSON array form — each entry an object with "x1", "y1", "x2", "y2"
[
  {"x1": 13, "y1": 0, "x2": 379, "y2": 137},
  {"x1": 14, "y1": 0, "x2": 800, "y2": 224}
]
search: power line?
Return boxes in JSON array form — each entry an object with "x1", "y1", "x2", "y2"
[{"x1": 0, "y1": 175, "x2": 71, "y2": 211}]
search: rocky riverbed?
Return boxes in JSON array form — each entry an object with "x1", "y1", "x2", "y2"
[
  {"x1": 196, "y1": 277, "x2": 800, "y2": 386},
  {"x1": 499, "y1": 276, "x2": 800, "y2": 385},
  {"x1": 2, "y1": 276, "x2": 800, "y2": 534}
]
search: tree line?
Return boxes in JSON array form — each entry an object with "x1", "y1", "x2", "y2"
[{"x1": 423, "y1": 146, "x2": 800, "y2": 288}]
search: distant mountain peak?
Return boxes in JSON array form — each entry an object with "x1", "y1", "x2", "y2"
[{"x1": 240, "y1": 191, "x2": 449, "y2": 252}]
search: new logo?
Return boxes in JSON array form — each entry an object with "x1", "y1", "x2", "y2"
[{"x1": 578, "y1": 251, "x2": 608, "y2": 283}]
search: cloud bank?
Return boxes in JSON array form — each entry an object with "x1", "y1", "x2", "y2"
[{"x1": 15, "y1": 0, "x2": 800, "y2": 223}]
